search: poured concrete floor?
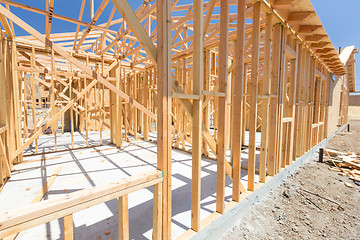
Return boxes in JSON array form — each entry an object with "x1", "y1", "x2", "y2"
[{"x1": 0, "y1": 131, "x2": 261, "y2": 240}]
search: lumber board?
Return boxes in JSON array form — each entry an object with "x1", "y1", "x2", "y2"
[
  {"x1": 259, "y1": 13, "x2": 272, "y2": 183},
  {"x1": 191, "y1": 0, "x2": 203, "y2": 232},
  {"x1": 156, "y1": 0, "x2": 172, "y2": 238},
  {"x1": 231, "y1": 0, "x2": 246, "y2": 201},
  {"x1": 63, "y1": 214, "x2": 73, "y2": 240},
  {"x1": 247, "y1": 2, "x2": 261, "y2": 191},
  {"x1": 0, "y1": 170, "x2": 162, "y2": 238},
  {"x1": 118, "y1": 195, "x2": 129, "y2": 240},
  {"x1": 215, "y1": 0, "x2": 229, "y2": 214},
  {"x1": 31, "y1": 166, "x2": 62, "y2": 203}
]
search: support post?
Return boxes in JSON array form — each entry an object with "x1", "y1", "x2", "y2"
[
  {"x1": 248, "y1": 1, "x2": 261, "y2": 191},
  {"x1": 63, "y1": 214, "x2": 73, "y2": 240},
  {"x1": 157, "y1": 0, "x2": 172, "y2": 238},
  {"x1": 216, "y1": 0, "x2": 229, "y2": 214},
  {"x1": 231, "y1": 0, "x2": 246, "y2": 201},
  {"x1": 191, "y1": 0, "x2": 203, "y2": 231},
  {"x1": 118, "y1": 195, "x2": 129, "y2": 240},
  {"x1": 267, "y1": 23, "x2": 282, "y2": 176},
  {"x1": 259, "y1": 13, "x2": 272, "y2": 183},
  {"x1": 152, "y1": 182, "x2": 162, "y2": 240}
]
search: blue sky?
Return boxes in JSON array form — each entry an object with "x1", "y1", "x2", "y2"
[
  {"x1": 5, "y1": 0, "x2": 359, "y2": 92},
  {"x1": 312, "y1": 0, "x2": 360, "y2": 93}
]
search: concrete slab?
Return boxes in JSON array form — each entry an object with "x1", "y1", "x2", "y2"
[{"x1": 0, "y1": 131, "x2": 261, "y2": 239}]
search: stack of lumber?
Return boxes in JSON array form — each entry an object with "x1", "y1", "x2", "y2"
[{"x1": 324, "y1": 149, "x2": 360, "y2": 187}]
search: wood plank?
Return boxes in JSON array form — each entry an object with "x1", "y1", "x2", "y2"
[
  {"x1": 45, "y1": 0, "x2": 54, "y2": 40},
  {"x1": 10, "y1": 41, "x2": 22, "y2": 163},
  {"x1": 216, "y1": 0, "x2": 229, "y2": 214},
  {"x1": 143, "y1": 70, "x2": 149, "y2": 140},
  {"x1": 111, "y1": 0, "x2": 157, "y2": 62},
  {"x1": 73, "y1": 0, "x2": 86, "y2": 49},
  {"x1": 0, "y1": 170, "x2": 162, "y2": 238},
  {"x1": 30, "y1": 47, "x2": 38, "y2": 154},
  {"x1": 202, "y1": 51, "x2": 211, "y2": 156},
  {"x1": 69, "y1": 63, "x2": 74, "y2": 149},
  {"x1": 0, "y1": 10, "x2": 13, "y2": 38},
  {"x1": 191, "y1": 0, "x2": 203, "y2": 231},
  {"x1": 32, "y1": 166, "x2": 62, "y2": 203},
  {"x1": 63, "y1": 214, "x2": 73, "y2": 240},
  {"x1": 248, "y1": 2, "x2": 261, "y2": 191},
  {"x1": 50, "y1": 49, "x2": 57, "y2": 151},
  {"x1": 118, "y1": 195, "x2": 129, "y2": 240},
  {"x1": 172, "y1": 92, "x2": 200, "y2": 100},
  {"x1": 202, "y1": 90, "x2": 226, "y2": 97},
  {"x1": 152, "y1": 183, "x2": 162, "y2": 240},
  {"x1": 75, "y1": 0, "x2": 111, "y2": 50},
  {"x1": 0, "y1": 137, "x2": 11, "y2": 179},
  {"x1": 203, "y1": 0, "x2": 217, "y2": 37},
  {"x1": 0, "y1": 35, "x2": 7, "y2": 186},
  {"x1": 259, "y1": 13, "x2": 272, "y2": 183},
  {"x1": 231, "y1": 0, "x2": 246, "y2": 202},
  {"x1": 156, "y1": 0, "x2": 172, "y2": 238},
  {"x1": 286, "y1": 41, "x2": 299, "y2": 165},
  {"x1": 267, "y1": 23, "x2": 281, "y2": 176},
  {"x1": 277, "y1": 27, "x2": 287, "y2": 170}
]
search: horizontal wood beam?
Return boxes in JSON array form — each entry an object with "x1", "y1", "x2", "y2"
[
  {"x1": 0, "y1": 170, "x2": 163, "y2": 238},
  {"x1": 287, "y1": 11, "x2": 314, "y2": 23},
  {"x1": 0, "y1": 0, "x2": 117, "y2": 35},
  {"x1": 273, "y1": 0, "x2": 296, "y2": 8},
  {"x1": 111, "y1": 0, "x2": 157, "y2": 62},
  {"x1": 75, "y1": 0, "x2": 110, "y2": 51},
  {"x1": 304, "y1": 34, "x2": 327, "y2": 42},
  {"x1": 311, "y1": 42, "x2": 330, "y2": 48},
  {"x1": 298, "y1": 25, "x2": 322, "y2": 34},
  {"x1": 316, "y1": 48, "x2": 333, "y2": 54}
]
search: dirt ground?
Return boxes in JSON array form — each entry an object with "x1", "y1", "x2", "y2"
[
  {"x1": 223, "y1": 120, "x2": 360, "y2": 240},
  {"x1": 348, "y1": 106, "x2": 360, "y2": 121}
]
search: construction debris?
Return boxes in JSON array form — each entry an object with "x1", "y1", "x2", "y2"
[{"x1": 324, "y1": 148, "x2": 360, "y2": 186}]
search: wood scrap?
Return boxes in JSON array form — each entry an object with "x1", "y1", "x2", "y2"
[
  {"x1": 31, "y1": 166, "x2": 63, "y2": 203},
  {"x1": 351, "y1": 159, "x2": 360, "y2": 164},
  {"x1": 325, "y1": 148, "x2": 346, "y2": 157},
  {"x1": 91, "y1": 147, "x2": 117, "y2": 153},
  {"x1": 22, "y1": 155, "x2": 62, "y2": 164},
  {"x1": 341, "y1": 158, "x2": 360, "y2": 170},
  {"x1": 328, "y1": 166, "x2": 341, "y2": 172},
  {"x1": 325, "y1": 148, "x2": 360, "y2": 186}
]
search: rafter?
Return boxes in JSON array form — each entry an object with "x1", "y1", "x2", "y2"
[
  {"x1": 45, "y1": 0, "x2": 54, "y2": 40},
  {"x1": 75, "y1": 0, "x2": 111, "y2": 51}
]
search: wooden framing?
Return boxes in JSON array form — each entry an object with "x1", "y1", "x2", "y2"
[
  {"x1": 191, "y1": 0, "x2": 203, "y2": 232},
  {"x1": 215, "y1": 0, "x2": 229, "y2": 214},
  {"x1": 156, "y1": 0, "x2": 172, "y2": 238},
  {"x1": 0, "y1": 0, "x2": 355, "y2": 239},
  {"x1": 0, "y1": 170, "x2": 163, "y2": 238}
]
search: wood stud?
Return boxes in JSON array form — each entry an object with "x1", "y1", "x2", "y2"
[{"x1": 0, "y1": 1, "x2": 354, "y2": 239}]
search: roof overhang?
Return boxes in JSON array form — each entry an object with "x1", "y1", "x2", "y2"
[
  {"x1": 266, "y1": 0, "x2": 347, "y2": 76},
  {"x1": 339, "y1": 46, "x2": 358, "y2": 92}
]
